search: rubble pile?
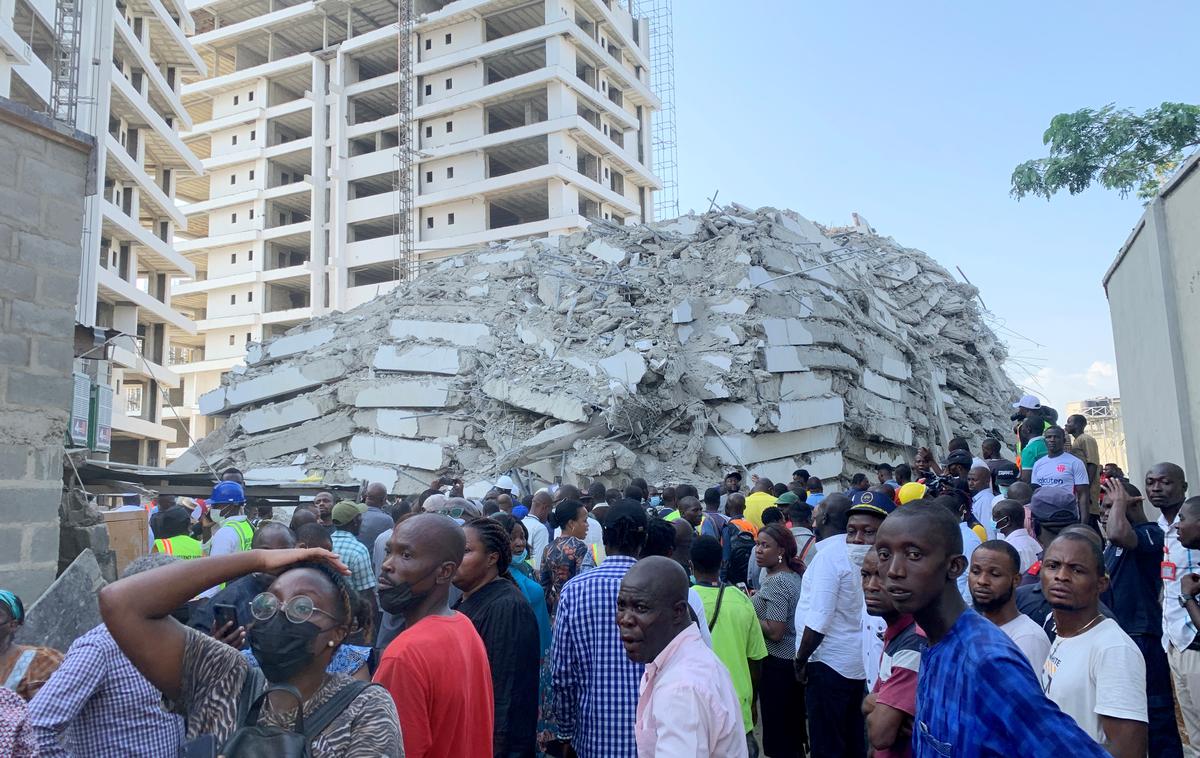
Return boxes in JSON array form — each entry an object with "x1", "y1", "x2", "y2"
[{"x1": 174, "y1": 205, "x2": 1018, "y2": 494}]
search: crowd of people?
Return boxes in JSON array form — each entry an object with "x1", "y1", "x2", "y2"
[{"x1": 0, "y1": 395, "x2": 1197, "y2": 757}]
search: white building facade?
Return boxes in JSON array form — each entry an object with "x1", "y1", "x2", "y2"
[
  {"x1": 1, "y1": 0, "x2": 207, "y2": 466},
  {"x1": 169, "y1": 0, "x2": 661, "y2": 457}
]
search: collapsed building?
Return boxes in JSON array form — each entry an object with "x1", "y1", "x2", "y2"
[{"x1": 172, "y1": 205, "x2": 1019, "y2": 495}]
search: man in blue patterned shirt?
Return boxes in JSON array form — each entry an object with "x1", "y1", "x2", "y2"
[
  {"x1": 873, "y1": 500, "x2": 1110, "y2": 757},
  {"x1": 550, "y1": 500, "x2": 648, "y2": 758},
  {"x1": 27, "y1": 554, "x2": 185, "y2": 757}
]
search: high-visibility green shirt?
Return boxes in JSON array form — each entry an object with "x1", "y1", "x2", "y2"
[{"x1": 153, "y1": 535, "x2": 203, "y2": 559}]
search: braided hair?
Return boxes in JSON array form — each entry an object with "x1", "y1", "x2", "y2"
[{"x1": 467, "y1": 517, "x2": 513, "y2": 580}]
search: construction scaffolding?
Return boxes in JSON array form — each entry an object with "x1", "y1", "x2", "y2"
[
  {"x1": 394, "y1": 0, "x2": 417, "y2": 281},
  {"x1": 633, "y1": 0, "x2": 678, "y2": 221},
  {"x1": 49, "y1": 0, "x2": 83, "y2": 125}
]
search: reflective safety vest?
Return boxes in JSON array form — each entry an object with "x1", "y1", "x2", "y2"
[
  {"x1": 153, "y1": 535, "x2": 203, "y2": 559},
  {"x1": 228, "y1": 519, "x2": 255, "y2": 552}
]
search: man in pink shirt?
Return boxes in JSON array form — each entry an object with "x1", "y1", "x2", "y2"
[{"x1": 617, "y1": 556, "x2": 747, "y2": 757}]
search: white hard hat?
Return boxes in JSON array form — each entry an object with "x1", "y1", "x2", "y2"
[{"x1": 495, "y1": 475, "x2": 516, "y2": 492}]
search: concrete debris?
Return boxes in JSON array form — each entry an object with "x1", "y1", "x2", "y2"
[
  {"x1": 177, "y1": 205, "x2": 1019, "y2": 491},
  {"x1": 15, "y1": 549, "x2": 105, "y2": 653}
]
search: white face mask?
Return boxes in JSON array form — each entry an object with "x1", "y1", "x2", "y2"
[
  {"x1": 846, "y1": 543, "x2": 872, "y2": 569},
  {"x1": 210, "y1": 509, "x2": 227, "y2": 527}
]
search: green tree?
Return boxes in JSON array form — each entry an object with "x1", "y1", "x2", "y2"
[{"x1": 1011, "y1": 102, "x2": 1200, "y2": 200}]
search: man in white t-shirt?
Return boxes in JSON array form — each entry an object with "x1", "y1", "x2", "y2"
[
  {"x1": 1031, "y1": 426, "x2": 1090, "y2": 517},
  {"x1": 1040, "y1": 533, "x2": 1147, "y2": 755},
  {"x1": 968, "y1": 540, "x2": 1050, "y2": 668}
]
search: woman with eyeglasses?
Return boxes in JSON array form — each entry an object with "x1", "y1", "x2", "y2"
[{"x1": 99, "y1": 548, "x2": 401, "y2": 755}]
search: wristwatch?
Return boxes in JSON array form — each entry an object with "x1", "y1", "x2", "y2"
[{"x1": 1179, "y1": 594, "x2": 1198, "y2": 608}]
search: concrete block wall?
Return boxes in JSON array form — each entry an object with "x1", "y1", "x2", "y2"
[{"x1": 0, "y1": 101, "x2": 94, "y2": 601}]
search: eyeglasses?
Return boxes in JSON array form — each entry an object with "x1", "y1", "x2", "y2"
[{"x1": 250, "y1": 592, "x2": 337, "y2": 625}]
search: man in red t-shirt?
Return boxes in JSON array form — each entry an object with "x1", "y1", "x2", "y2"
[{"x1": 375, "y1": 513, "x2": 494, "y2": 758}]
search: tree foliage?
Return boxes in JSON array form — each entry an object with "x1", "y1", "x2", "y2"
[{"x1": 1011, "y1": 102, "x2": 1200, "y2": 200}]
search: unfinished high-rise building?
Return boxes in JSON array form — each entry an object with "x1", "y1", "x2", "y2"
[
  {"x1": 168, "y1": 0, "x2": 663, "y2": 458},
  {"x1": 1, "y1": 0, "x2": 207, "y2": 466}
]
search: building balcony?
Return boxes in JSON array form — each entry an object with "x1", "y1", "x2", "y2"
[
  {"x1": 129, "y1": 0, "x2": 207, "y2": 73},
  {"x1": 175, "y1": 228, "x2": 260, "y2": 254},
  {"x1": 182, "y1": 51, "x2": 311, "y2": 101},
  {"x1": 189, "y1": 1, "x2": 319, "y2": 50},
  {"x1": 104, "y1": 134, "x2": 187, "y2": 226},
  {"x1": 110, "y1": 410, "x2": 178, "y2": 444},
  {"x1": 96, "y1": 265, "x2": 196, "y2": 333},
  {"x1": 109, "y1": 66, "x2": 204, "y2": 174},
  {"x1": 111, "y1": 344, "x2": 182, "y2": 389},
  {"x1": 99, "y1": 199, "x2": 195, "y2": 276},
  {"x1": 112, "y1": 10, "x2": 194, "y2": 128}
]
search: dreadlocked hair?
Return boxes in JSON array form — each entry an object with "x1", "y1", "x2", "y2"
[
  {"x1": 467, "y1": 518, "x2": 513, "y2": 580},
  {"x1": 279, "y1": 561, "x2": 359, "y2": 631}
]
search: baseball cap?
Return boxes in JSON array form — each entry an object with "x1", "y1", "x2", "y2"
[
  {"x1": 724, "y1": 471, "x2": 743, "y2": 482},
  {"x1": 776, "y1": 491, "x2": 801, "y2": 506},
  {"x1": 1029, "y1": 487, "x2": 1078, "y2": 525},
  {"x1": 512, "y1": 505, "x2": 529, "y2": 520},
  {"x1": 848, "y1": 490, "x2": 896, "y2": 518},
  {"x1": 897, "y1": 482, "x2": 927, "y2": 505},
  {"x1": 331, "y1": 500, "x2": 366, "y2": 526},
  {"x1": 995, "y1": 468, "x2": 1020, "y2": 489},
  {"x1": 1012, "y1": 394, "x2": 1042, "y2": 410},
  {"x1": 943, "y1": 450, "x2": 973, "y2": 469}
]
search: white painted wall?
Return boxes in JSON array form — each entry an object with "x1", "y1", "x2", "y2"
[
  {"x1": 420, "y1": 197, "x2": 486, "y2": 241},
  {"x1": 419, "y1": 18, "x2": 483, "y2": 61},
  {"x1": 1105, "y1": 156, "x2": 1200, "y2": 487}
]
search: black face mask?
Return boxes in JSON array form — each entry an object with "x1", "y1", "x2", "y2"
[
  {"x1": 378, "y1": 575, "x2": 434, "y2": 616},
  {"x1": 249, "y1": 614, "x2": 321, "y2": 682}
]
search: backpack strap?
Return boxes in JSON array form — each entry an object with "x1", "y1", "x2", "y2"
[
  {"x1": 245, "y1": 683, "x2": 306, "y2": 733},
  {"x1": 303, "y1": 680, "x2": 374, "y2": 741},
  {"x1": 235, "y1": 667, "x2": 267, "y2": 728},
  {"x1": 798, "y1": 535, "x2": 817, "y2": 566},
  {"x1": 707, "y1": 583, "x2": 728, "y2": 632}
]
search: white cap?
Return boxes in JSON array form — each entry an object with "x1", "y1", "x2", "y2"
[
  {"x1": 1012, "y1": 393, "x2": 1041, "y2": 410},
  {"x1": 495, "y1": 474, "x2": 516, "y2": 492}
]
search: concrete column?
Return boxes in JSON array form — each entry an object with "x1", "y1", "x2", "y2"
[{"x1": 310, "y1": 56, "x2": 333, "y2": 312}]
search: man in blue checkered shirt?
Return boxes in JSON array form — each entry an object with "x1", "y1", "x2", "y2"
[
  {"x1": 27, "y1": 554, "x2": 185, "y2": 756},
  {"x1": 549, "y1": 500, "x2": 648, "y2": 758},
  {"x1": 873, "y1": 501, "x2": 1110, "y2": 757}
]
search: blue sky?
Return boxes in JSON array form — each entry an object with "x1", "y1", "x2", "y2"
[{"x1": 670, "y1": 1, "x2": 1199, "y2": 413}]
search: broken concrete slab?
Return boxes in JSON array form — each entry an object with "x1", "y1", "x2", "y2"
[
  {"x1": 482, "y1": 379, "x2": 589, "y2": 423},
  {"x1": 702, "y1": 425, "x2": 841, "y2": 465},
  {"x1": 584, "y1": 238, "x2": 627, "y2": 264},
  {"x1": 240, "y1": 395, "x2": 338, "y2": 434},
  {"x1": 239, "y1": 413, "x2": 355, "y2": 462},
  {"x1": 347, "y1": 434, "x2": 448, "y2": 471},
  {"x1": 672, "y1": 300, "x2": 695, "y2": 324},
  {"x1": 597, "y1": 349, "x2": 647, "y2": 393},
  {"x1": 780, "y1": 371, "x2": 834, "y2": 399},
  {"x1": 15, "y1": 549, "x2": 105, "y2": 653},
  {"x1": 389, "y1": 319, "x2": 490, "y2": 347},
  {"x1": 347, "y1": 379, "x2": 453, "y2": 409},
  {"x1": 762, "y1": 318, "x2": 815, "y2": 346},
  {"x1": 773, "y1": 397, "x2": 846, "y2": 433},
  {"x1": 207, "y1": 358, "x2": 346, "y2": 413},
  {"x1": 373, "y1": 345, "x2": 461, "y2": 375}
]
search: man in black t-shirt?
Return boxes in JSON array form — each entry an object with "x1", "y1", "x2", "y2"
[{"x1": 982, "y1": 438, "x2": 1020, "y2": 494}]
